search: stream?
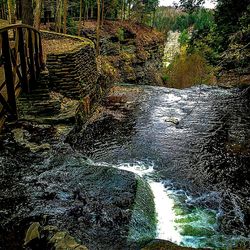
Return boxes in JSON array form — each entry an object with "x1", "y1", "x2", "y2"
[
  {"x1": 0, "y1": 84, "x2": 249, "y2": 249},
  {"x1": 70, "y1": 84, "x2": 250, "y2": 248}
]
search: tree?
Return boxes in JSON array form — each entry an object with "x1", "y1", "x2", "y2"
[
  {"x1": 55, "y1": 0, "x2": 62, "y2": 32},
  {"x1": 7, "y1": 0, "x2": 14, "y2": 23},
  {"x1": 214, "y1": 0, "x2": 249, "y2": 51},
  {"x1": 101, "y1": 0, "x2": 104, "y2": 26},
  {"x1": 34, "y1": 0, "x2": 43, "y2": 30},
  {"x1": 179, "y1": 0, "x2": 205, "y2": 13},
  {"x1": 16, "y1": 0, "x2": 22, "y2": 20},
  {"x1": 96, "y1": 0, "x2": 101, "y2": 55},
  {"x1": 21, "y1": 0, "x2": 33, "y2": 25},
  {"x1": 78, "y1": 0, "x2": 83, "y2": 35},
  {"x1": 63, "y1": 0, "x2": 68, "y2": 33}
]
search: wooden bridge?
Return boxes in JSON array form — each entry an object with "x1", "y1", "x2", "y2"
[{"x1": 0, "y1": 24, "x2": 44, "y2": 129}]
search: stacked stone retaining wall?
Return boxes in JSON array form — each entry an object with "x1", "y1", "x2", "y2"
[{"x1": 46, "y1": 43, "x2": 99, "y2": 100}]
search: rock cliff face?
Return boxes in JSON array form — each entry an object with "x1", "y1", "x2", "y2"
[{"x1": 81, "y1": 21, "x2": 165, "y2": 86}]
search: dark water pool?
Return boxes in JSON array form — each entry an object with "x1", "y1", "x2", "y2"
[{"x1": 70, "y1": 84, "x2": 250, "y2": 248}]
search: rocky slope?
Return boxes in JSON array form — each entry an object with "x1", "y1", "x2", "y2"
[{"x1": 80, "y1": 21, "x2": 165, "y2": 86}]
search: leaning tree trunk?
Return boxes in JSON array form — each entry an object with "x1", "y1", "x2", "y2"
[
  {"x1": 96, "y1": 0, "x2": 101, "y2": 55},
  {"x1": 21, "y1": 0, "x2": 34, "y2": 25},
  {"x1": 63, "y1": 0, "x2": 68, "y2": 34},
  {"x1": 34, "y1": 0, "x2": 42, "y2": 30}
]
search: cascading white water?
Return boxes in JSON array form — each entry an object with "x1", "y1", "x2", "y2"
[
  {"x1": 149, "y1": 181, "x2": 181, "y2": 244},
  {"x1": 163, "y1": 31, "x2": 180, "y2": 68},
  {"x1": 115, "y1": 162, "x2": 182, "y2": 244},
  {"x1": 92, "y1": 160, "x2": 248, "y2": 248}
]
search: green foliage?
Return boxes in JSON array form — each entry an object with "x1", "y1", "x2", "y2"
[
  {"x1": 179, "y1": 0, "x2": 205, "y2": 13},
  {"x1": 116, "y1": 28, "x2": 124, "y2": 42},
  {"x1": 214, "y1": 0, "x2": 249, "y2": 51},
  {"x1": 162, "y1": 74, "x2": 169, "y2": 81},
  {"x1": 165, "y1": 49, "x2": 215, "y2": 88},
  {"x1": 154, "y1": 7, "x2": 181, "y2": 34},
  {"x1": 24, "y1": 222, "x2": 40, "y2": 246},
  {"x1": 66, "y1": 16, "x2": 78, "y2": 35},
  {"x1": 178, "y1": 29, "x2": 189, "y2": 46},
  {"x1": 172, "y1": 8, "x2": 214, "y2": 32},
  {"x1": 210, "y1": 0, "x2": 250, "y2": 72},
  {"x1": 172, "y1": 13, "x2": 192, "y2": 32}
]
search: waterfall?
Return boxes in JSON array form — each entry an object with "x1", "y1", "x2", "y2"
[{"x1": 163, "y1": 31, "x2": 180, "y2": 68}]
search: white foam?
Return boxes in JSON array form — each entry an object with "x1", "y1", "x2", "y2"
[
  {"x1": 149, "y1": 181, "x2": 182, "y2": 244},
  {"x1": 117, "y1": 162, "x2": 154, "y2": 177},
  {"x1": 116, "y1": 162, "x2": 182, "y2": 244}
]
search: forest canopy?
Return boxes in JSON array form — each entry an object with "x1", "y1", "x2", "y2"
[{"x1": 0, "y1": 0, "x2": 249, "y2": 74}]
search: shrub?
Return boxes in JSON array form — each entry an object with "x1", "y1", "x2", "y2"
[
  {"x1": 179, "y1": 29, "x2": 190, "y2": 46},
  {"x1": 117, "y1": 28, "x2": 125, "y2": 42},
  {"x1": 66, "y1": 17, "x2": 78, "y2": 35},
  {"x1": 165, "y1": 49, "x2": 216, "y2": 88}
]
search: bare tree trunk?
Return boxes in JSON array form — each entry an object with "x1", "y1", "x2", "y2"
[
  {"x1": 34, "y1": 0, "x2": 42, "y2": 30},
  {"x1": 121, "y1": 0, "x2": 125, "y2": 20},
  {"x1": 128, "y1": 0, "x2": 131, "y2": 20},
  {"x1": 78, "y1": 0, "x2": 83, "y2": 36},
  {"x1": 7, "y1": 0, "x2": 14, "y2": 23},
  {"x1": 63, "y1": 0, "x2": 68, "y2": 34},
  {"x1": 85, "y1": 1, "x2": 89, "y2": 20},
  {"x1": 55, "y1": 0, "x2": 60, "y2": 31},
  {"x1": 59, "y1": 1, "x2": 62, "y2": 32},
  {"x1": 152, "y1": 8, "x2": 156, "y2": 27},
  {"x1": 22, "y1": 0, "x2": 34, "y2": 25},
  {"x1": 96, "y1": 0, "x2": 101, "y2": 55},
  {"x1": 90, "y1": 5, "x2": 94, "y2": 18},
  {"x1": 16, "y1": 0, "x2": 22, "y2": 20},
  {"x1": 55, "y1": 0, "x2": 62, "y2": 32},
  {"x1": 101, "y1": 0, "x2": 104, "y2": 27}
]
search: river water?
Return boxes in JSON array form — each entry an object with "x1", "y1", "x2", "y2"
[
  {"x1": 71, "y1": 84, "x2": 250, "y2": 248},
  {"x1": 0, "y1": 84, "x2": 249, "y2": 249}
]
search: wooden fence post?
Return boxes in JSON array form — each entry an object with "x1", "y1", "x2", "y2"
[
  {"x1": 38, "y1": 33, "x2": 45, "y2": 70},
  {"x1": 28, "y1": 29, "x2": 36, "y2": 88},
  {"x1": 18, "y1": 27, "x2": 29, "y2": 93},
  {"x1": 1, "y1": 31, "x2": 17, "y2": 119},
  {"x1": 34, "y1": 32, "x2": 40, "y2": 79}
]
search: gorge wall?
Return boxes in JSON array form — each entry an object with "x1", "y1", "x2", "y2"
[{"x1": 81, "y1": 21, "x2": 165, "y2": 86}]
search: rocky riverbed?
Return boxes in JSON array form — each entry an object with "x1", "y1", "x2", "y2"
[{"x1": 0, "y1": 84, "x2": 250, "y2": 249}]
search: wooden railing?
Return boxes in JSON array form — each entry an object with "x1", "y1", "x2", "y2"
[{"x1": 0, "y1": 24, "x2": 44, "y2": 126}]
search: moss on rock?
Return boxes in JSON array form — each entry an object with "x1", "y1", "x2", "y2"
[{"x1": 127, "y1": 177, "x2": 157, "y2": 247}]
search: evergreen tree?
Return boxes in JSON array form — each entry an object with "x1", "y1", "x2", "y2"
[{"x1": 179, "y1": 0, "x2": 205, "y2": 13}]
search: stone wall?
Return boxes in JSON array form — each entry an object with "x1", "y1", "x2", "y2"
[
  {"x1": 46, "y1": 42, "x2": 99, "y2": 100},
  {"x1": 99, "y1": 34, "x2": 164, "y2": 86},
  {"x1": 41, "y1": 30, "x2": 89, "y2": 42}
]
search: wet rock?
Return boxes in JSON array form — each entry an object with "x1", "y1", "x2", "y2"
[
  {"x1": 141, "y1": 239, "x2": 209, "y2": 250},
  {"x1": 0, "y1": 148, "x2": 141, "y2": 249},
  {"x1": 24, "y1": 223, "x2": 88, "y2": 250},
  {"x1": 12, "y1": 128, "x2": 51, "y2": 153}
]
